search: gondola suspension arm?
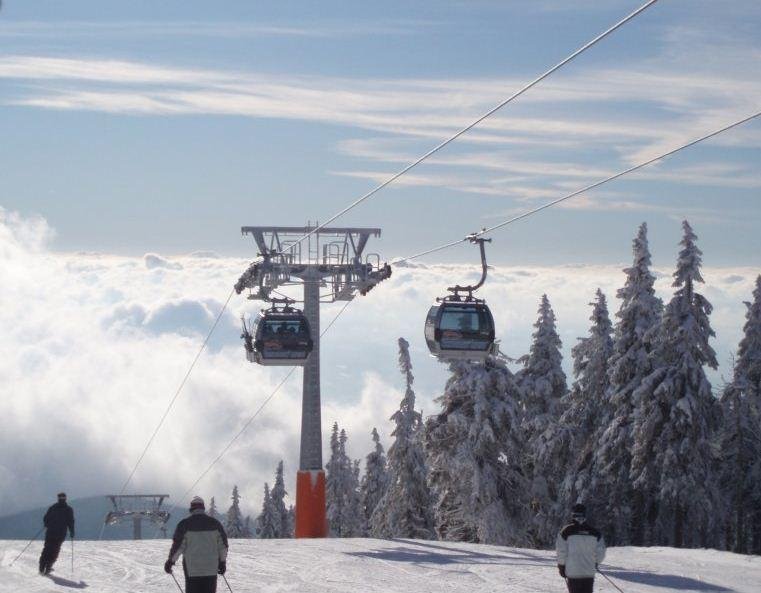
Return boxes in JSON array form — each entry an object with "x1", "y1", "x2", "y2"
[{"x1": 446, "y1": 235, "x2": 491, "y2": 300}]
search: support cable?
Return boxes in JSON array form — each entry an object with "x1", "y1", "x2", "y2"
[
  {"x1": 267, "y1": 0, "x2": 660, "y2": 259},
  {"x1": 393, "y1": 110, "x2": 761, "y2": 265},
  {"x1": 117, "y1": 288, "x2": 236, "y2": 496}
]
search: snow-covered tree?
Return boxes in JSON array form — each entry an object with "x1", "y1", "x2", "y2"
[
  {"x1": 719, "y1": 275, "x2": 761, "y2": 553},
  {"x1": 360, "y1": 428, "x2": 388, "y2": 533},
  {"x1": 208, "y1": 496, "x2": 221, "y2": 522},
  {"x1": 257, "y1": 483, "x2": 279, "y2": 539},
  {"x1": 516, "y1": 294, "x2": 566, "y2": 542},
  {"x1": 533, "y1": 289, "x2": 613, "y2": 544},
  {"x1": 371, "y1": 338, "x2": 434, "y2": 539},
  {"x1": 630, "y1": 221, "x2": 721, "y2": 547},
  {"x1": 593, "y1": 222, "x2": 663, "y2": 545},
  {"x1": 425, "y1": 358, "x2": 530, "y2": 545},
  {"x1": 286, "y1": 505, "x2": 295, "y2": 538},
  {"x1": 518, "y1": 294, "x2": 567, "y2": 437},
  {"x1": 270, "y1": 460, "x2": 289, "y2": 538},
  {"x1": 326, "y1": 424, "x2": 362, "y2": 537},
  {"x1": 225, "y1": 485, "x2": 247, "y2": 538}
]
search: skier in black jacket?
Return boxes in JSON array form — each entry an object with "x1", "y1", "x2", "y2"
[{"x1": 39, "y1": 492, "x2": 75, "y2": 575}]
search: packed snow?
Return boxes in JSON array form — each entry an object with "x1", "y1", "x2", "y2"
[{"x1": 2, "y1": 538, "x2": 760, "y2": 593}]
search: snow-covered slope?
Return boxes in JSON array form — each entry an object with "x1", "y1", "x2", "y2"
[{"x1": 1, "y1": 538, "x2": 759, "y2": 592}]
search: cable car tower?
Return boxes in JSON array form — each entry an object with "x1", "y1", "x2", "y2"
[
  {"x1": 235, "y1": 225, "x2": 391, "y2": 538},
  {"x1": 103, "y1": 494, "x2": 171, "y2": 539}
]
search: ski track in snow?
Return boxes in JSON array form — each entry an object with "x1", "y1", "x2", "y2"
[{"x1": 1, "y1": 539, "x2": 760, "y2": 592}]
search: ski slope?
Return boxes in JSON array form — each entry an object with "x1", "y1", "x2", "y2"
[{"x1": 1, "y1": 538, "x2": 759, "y2": 592}]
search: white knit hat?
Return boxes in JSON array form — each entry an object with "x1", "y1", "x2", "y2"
[{"x1": 189, "y1": 496, "x2": 205, "y2": 511}]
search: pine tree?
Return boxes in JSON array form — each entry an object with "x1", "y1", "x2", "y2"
[
  {"x1": 208, "y1": 496, "x2": 221, "y2": 522},
  {"x1": 347, "y1": 459, "x2": 363, "y2": 536},
  {"x1": 257, "y1": 483, "x2": 279, "y2": 539},
  {"x1": 326, "y1": 424, "x2": 363, "y2": 537},
  {"x1": 630, "y1": 221, "x2": 721, "y2": 547},
  {"x1": 370, "y1": 337, "x2": 434, "y2": 539},
  {"x1": 360, "y1": 428, "x2": 388, "y2": 534},
  {"x1": 593, "y1": 222, "x2": 663, "y2": 545},
  {"x1": 225, "y1": 485, "x2": 246, "y2": 538},
  {"x1": 286, "y1": 505, "x2": 295, "y2": 538},
  {"x1": 516, "y1": 294, "x2": 567, "y2": 543},
  {"x1": 425, "y1": 359, "x2": 530, "y2": 545},
  {"x1": 518, "y1": 294, "x2": 567, "y2": 437},
  {"x1": 270, "y1": 461, "x2": 289, "y2": 538},
  {"x1": 533, "y1": 289, "x2": 613, "y2": 544},
  {"x1": 719, "y1": 276, "x2": 761, "y2": 553}
]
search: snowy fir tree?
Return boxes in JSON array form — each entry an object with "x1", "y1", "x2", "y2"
[
  {"x1": 719, "y1": 275, "x2": 761, "y2": 553},
  {"x1": 371, "y1": 337, "x2": 434, "y2": 539},
  {"x1": 516, "y1": 294, "x2": 566, "y2": 540},
  {"x1": 532, "y1": 289, "x2": 613, "y2": 545},
  {"x1": 225, "y1": 485, "x2": 247, "y2": 538},
  {"x1": 630, "y1": 221, "x2": 722, "y2": 547},
  {"x1": 592, "y1": 222, "x2": 663, "y2": 545},
  {"x1": 518, "y1": 294, "x2": 567, "y2": 437},
  {"x1": 424, "y1": 358, "x2": 530, "y2": 545},
  {"x1": 348, "y1": 459, "x2": 363, "y2": 534},
  {"x1": 326, "y1": 424, "x2": 363, "y2": 537},
  {"x1": 286, "y1": 505, "x2": 295, "y2": 538},
  {"x1": 270, "y1": 460, "x2": 290, "y2": 538},
  {"x1": 257, "y1": 483, "x2": 279, "y2": 539},
  {"x1": 360, "y1": 428, "x2": 388, "y2": 533},
  {"x1": 208, "y1": 496, "x2": 221, "y2": 522}
]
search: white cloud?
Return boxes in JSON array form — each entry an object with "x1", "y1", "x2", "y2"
[{"x1": 1, "y1": 210, "x2": 757, "y2": 516}]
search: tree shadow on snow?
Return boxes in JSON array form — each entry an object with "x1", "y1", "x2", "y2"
[
  {"x1": 605, "y1": 569, "x2": 732, "y2": 592},
  {"x1": 345, "y1": 539, "x2": 554, "y2": 569},
  {"x1": 47, "y1": 575, "x2": 88, "y2": 589}
]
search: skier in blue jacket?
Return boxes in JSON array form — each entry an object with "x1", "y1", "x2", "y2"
[{"x1": 556, "y1": 503, "x2": 606, "y2": 593}]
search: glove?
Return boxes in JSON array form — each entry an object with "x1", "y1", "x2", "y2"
[
  {"x1": 164, "y1": 560, "x2": 174, "y2": 574},
  {"x1": 218, "y1": 561, "x2": 226, "y2": 575},
  {"x1": 558, "y1": 565, "x2": 566, "y2": 578},
  {"x1": 70, "y1": 531, "x2": 75, "y2": 539}
]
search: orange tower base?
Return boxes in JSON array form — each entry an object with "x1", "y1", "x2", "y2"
[{"x1": 294, "y1": 470, "x2": 328, "y2": 538}]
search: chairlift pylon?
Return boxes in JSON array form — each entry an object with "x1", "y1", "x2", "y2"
[{"x1": 424, "y1": 234, "x2": 496, "y2": 361}]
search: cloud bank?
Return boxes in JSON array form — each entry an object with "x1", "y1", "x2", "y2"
[{"x1": 1, "y1": 209, "x2": 757, "y2": 517}]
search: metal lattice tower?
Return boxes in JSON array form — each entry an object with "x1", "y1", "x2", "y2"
[
  {"x1": 235, "y1": 225, "x2": 391, "y2": 537},
  {"x1": 103, "y1": 494, "x2": 171, "y2": 539}
]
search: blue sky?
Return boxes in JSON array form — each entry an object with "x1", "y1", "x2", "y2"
[
  {"x1": 1, "y1": 1, "x2": 761, "y2": 515},
  {"x1": 1, "y1": 0, "x2": 760, "y2": 266}
]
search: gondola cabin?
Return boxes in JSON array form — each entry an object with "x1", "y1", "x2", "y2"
[
  {"x1": 243, "y1": 309, "x2": 313, "y2": 366},
  {"x1": 424, "y1": 300, "x2": 495, "y2": 361}
]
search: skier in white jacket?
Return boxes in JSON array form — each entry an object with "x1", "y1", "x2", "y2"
[{"x1": 556, "y1": 503, "x2": 606, "y2": 593}]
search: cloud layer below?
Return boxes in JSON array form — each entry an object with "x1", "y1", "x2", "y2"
[{"x1": 1, "y1": 209, "x2": 757, "y2": 517}]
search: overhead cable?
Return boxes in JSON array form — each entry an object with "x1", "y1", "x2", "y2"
[
  {"x1": 118, "y1": 287, "x2": 236, "y2": 496},
  {"x1": 393, "y1": 109, "x2": 761, "y2": 264},
  {"x1": 269, "y1": 0, "x2": 660, "y2": 258}
]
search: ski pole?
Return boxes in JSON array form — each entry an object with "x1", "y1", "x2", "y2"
[
  {"x1": 598, "y1": 567, "x2": 626, "y2": 593},
  {"x1": 170, "y1": 571, "x2": 184, "y2": 593},
  {"x1": 9, "y1": 527, "x2": 44, "y2": 566},
  {"x1": 70, "y1": 537, "x2": 74, "y2": 574},
  {"x1": 221, "y1": 573, "x2": 234, "y2": 593}
]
